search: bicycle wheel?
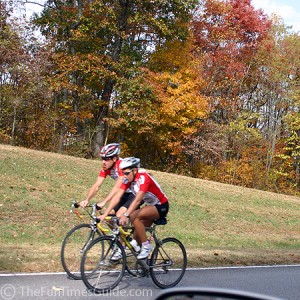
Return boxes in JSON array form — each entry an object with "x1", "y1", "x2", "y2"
[
  {"x1": 61, "y1": 223, "x2": 102, "y2": 280},
  {"x1": 149, "y1": 237, "x2": 187, "y2": 289},
  {"x1": 80, "y1": 236, "x2": 126, "y2": 293}
]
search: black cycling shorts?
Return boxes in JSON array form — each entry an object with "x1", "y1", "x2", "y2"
[
  {"x1": 155, "y1": 201, "x2": 169, "y2": 219},
  {"x1": 113, "y1": 192, "x2": 135, "y2": 211}
]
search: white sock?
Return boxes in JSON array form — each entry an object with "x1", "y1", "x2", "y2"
[{"x1": 142, "y1": 241, "x2": 150, "y2": 247}]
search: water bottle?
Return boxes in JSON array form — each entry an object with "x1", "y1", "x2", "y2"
[{"x1": 128, "y1": 238, "x2": 140, "y2": 252}]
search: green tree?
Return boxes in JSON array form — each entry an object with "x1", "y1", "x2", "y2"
[{"x1": 33, "y1": 0, "x2": 197, "y2": 155}]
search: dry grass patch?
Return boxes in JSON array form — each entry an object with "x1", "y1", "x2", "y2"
[
  {"x1": 187, "y1": 248, "x2": 300, "y2": 268},
  {"x1": 0, "y1": 243, "x2": 63, "y2": 273}
]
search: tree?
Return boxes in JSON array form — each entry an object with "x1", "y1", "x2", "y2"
[
  {"x1": 192, "y1": 0, "x2": 272, "y2": 123},
  {"x1": 240, "y1": 19, "x2": 300, "y2": 192},
  {"x1": 0, "y1": 1, "x2": 29, "y2": 145},
  {"x1": 0, "y1": 1, "x2": 54, "y2": 149},
  {"x1": 103, "y1": 37, "x2": 209, "y2": 171},
  {"x1": 189, "y1": 3, "x2": 300, "y2": 193},
  {"x1": 263, "y1": 26, "x2": 300, "y2": 192},
  {"x1": 186, "y1": 0, "x2": 273, "y2": 184},
  {"x1": 33, "y1": 0, "x2": 197, "y2": 155}
]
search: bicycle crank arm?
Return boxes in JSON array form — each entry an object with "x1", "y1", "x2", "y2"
[{"x1": 138, "y1": 259, "x2": 150, "y2": 270}]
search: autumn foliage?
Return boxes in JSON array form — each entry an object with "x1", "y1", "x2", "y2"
[{"x1": 1, "y1": 0, "x2": 300, "y2": 195}]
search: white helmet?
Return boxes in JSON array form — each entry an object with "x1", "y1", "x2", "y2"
[
  {"x1": 120, "y1": 157, "x2": 140, "y2": 169},
  {"x1": 99, "y1": 143, "x2": 120, "y2": 158}
]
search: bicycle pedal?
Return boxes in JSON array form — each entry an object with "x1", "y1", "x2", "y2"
[{"x1": 137, "y1": 258, "x2": 149, "y2": 269}]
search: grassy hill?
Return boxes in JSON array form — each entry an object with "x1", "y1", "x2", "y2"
[{"x1": 0, "y1": 144, "x2": 300, "y2": 273}]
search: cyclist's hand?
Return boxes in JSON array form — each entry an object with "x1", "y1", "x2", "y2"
[
  {"x1": 97, "y1": 200, "x2": 106, "y2": 208},
  {"x1": 97, "y1": 215, "x2": 106, "y2": 222},
  {"x1": 119, "y1": 215, "x2": 128, "y2": 226},
  {"x1": 79, "y1": 200, "x2": 89, "y2": 208}
]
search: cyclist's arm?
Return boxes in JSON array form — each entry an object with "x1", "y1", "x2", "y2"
[
  {"x1": 100, "y1": 176, "x2": 124, "y2": 206},
  {"x1": 125, "y1": 191, "x2": 145, "y2": 216},
  {"x1": 119, "y1": 191, "x2": 145, "y2": 225},
  {"x1": 80, "y1": 176, "x2": 105, "y2": 208},
  {"x1": 99, "y1": 188, "x2": 125, "y2": 220}
]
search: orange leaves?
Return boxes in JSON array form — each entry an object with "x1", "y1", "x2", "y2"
[
  {"x1": 154, "y1": 69, "x2": 207, "y2": 123},
  {"x1": 70, "y1": 111, "x2": 93, "y2": 121},
  {"x1": 145, "y1": 38, "x2": 209, "y2": 133},
  {"x1": 58, "y1": 52, "x2": 105, "y2": 71}
]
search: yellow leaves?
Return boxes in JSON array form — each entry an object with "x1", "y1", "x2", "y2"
[
  {"x1": 0, "y1": 129, "x2": 11, "y2": 143},
  {"x1": 149, "y1": 39, "x2": 195, "y2": 72},
  {"x1": 58, "y1": 103, "x2": 72, "y2": 110},
  {"x1": 49, "y1": 52, "x2": 112, "y2": 94},
  {"x1": 52, "y1": 52, "x2": 107, "y2": 75},
  {"x1": 148, "y1": 66, "x2": 208, "y2": 129}
]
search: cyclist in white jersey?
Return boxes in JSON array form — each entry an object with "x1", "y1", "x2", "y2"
[{"x1": 99, "y1": 157, "x2": 169, "y2": 259}]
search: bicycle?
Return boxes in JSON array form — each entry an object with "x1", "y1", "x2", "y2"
[
  {"x1": 61, "y1": 201, "x2": 140, "y2": 280},
  {"x1": 80, "y1": 216, "x2": 187, "y2": 293},
  {"x1": 60, "y1": 200, "x2": 112, "y2": 280}
]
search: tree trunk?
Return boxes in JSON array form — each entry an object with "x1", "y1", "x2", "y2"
[
  {"x1": 91, "y1": 1, "x2": 129, "y2": 155},
  {"x1": 10, "y1": 104, "x2": 17, "y2": 146},
  {"x1": 91, "y1": 124, "x2": 106, "y2": 156},
  {"x1": 91, "y1": 78, "x2": 114, "y2": 155}
]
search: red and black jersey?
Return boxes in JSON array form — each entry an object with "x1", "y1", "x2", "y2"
[{"x1": 120, "y1": 170, "x2": 168, "y2": 205}]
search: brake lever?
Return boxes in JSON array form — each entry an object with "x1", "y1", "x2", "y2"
[{"x1": 70, "y1": 200, "x2": 79, "y2": 213}]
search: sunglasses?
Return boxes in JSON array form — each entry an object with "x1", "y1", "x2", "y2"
[
  {"x1": 101, "y1": 157, "x2": 112, "y2": 161},
  {"x1": 122, "y1": 169, "x2": 133, "y2": 176}
]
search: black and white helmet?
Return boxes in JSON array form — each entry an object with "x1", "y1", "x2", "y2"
[
  {"x1": 120, "y1": 157, "x2": 140, "y2": 169},
  {"x1": 99, "y1": 143, "x2": 120, "y2": 158}
]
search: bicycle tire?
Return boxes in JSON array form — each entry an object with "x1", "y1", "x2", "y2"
[
  {"x1": 61, "y1": 223, "x2": 102, "y2": 280},
  {"x1": 149, "y1": 237, "x2": 187, "y2": 289},
  {"x1": 80, "y1": 235, "x2": 126, "y2": 293}
]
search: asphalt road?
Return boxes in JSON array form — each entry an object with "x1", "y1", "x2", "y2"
[{"x1": 1, "y1": 265, "x2": 300, "y2": 300}]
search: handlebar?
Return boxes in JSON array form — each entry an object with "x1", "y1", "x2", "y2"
[
  {"x1": 69, "y1": 200, "x2": 102, "y2": 218},
  {"x1": 68, "y1": 200, "x2": 132, "y2": 237}
]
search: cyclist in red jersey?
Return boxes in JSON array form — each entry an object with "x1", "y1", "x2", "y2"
[
  {"x1": 79, "y1": 143, "x2": 135, "y2": 218},
  {"x1": 99, "y1": 157, "x2": 169, "y2": 259}
]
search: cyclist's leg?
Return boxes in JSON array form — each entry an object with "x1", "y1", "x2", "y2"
[
  {"x1": 131, "y1": 206, "x2": 159, "y2": 244},
  {"x1": 112, "y1": 192, "x2": 130, "y2": 217},
  {"x1": 115, "y1": 192, "x2": 138, "y2": 217},
  {"x1": 111, "y1": 193, "x2": 135, "y2": 261},
  {"x1": 99, "y1": 193, "x2": 133, "y2": 216},
  {"x1": 120, "y1": 195, "x2": 142, "y2": 276}
]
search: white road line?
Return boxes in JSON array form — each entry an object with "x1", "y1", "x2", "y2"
[{"x1": 1, "y1": 265, "x2": 299, "y2": 277}]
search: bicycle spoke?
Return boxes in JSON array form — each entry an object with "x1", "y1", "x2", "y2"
[
  {"x1": 150, "y1": 237, "x2": 187, "y2": 288},
  {"x1": 61, "y1": 223, "x2": 100, "y2": 280},
  {"x1": 81, "y1": 236, "x2": 126, "y2": 293}
]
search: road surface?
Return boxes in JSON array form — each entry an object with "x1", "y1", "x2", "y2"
[{"x1": 1, "y1": 265, "x2": 300, "y2": 300}]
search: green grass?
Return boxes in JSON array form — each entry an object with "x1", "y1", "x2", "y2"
[{"x1": 0, "y1": 144, "x2": 300, "y2": 273}]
